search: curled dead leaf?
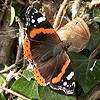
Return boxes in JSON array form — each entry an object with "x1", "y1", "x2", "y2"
[{"x1": 57, "y1": 17, "x2": 91, "y2": 52}]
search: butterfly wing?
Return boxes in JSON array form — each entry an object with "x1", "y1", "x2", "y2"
[
  {"x1": 49, "y1": 63, "x2": 75, "y2": 94},
  {"x1": 25, "y1": 7, "x2": 60, "y2": 42},
  {"x1": 24, "y1": 7, "x2": 75, "y2": 94}
]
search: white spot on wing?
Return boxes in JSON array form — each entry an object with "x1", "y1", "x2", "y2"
[
  {"x1": 61, "y1": 79, "x2": 63, "y2": 82},
  {"x1": 63, "y1": 82, "x2": 67, "y2": 86},
  {"x1": 26, "y1": 7, "x2": 31, "y2": 15},
  {"x1": 31, "y1": 19, "x2": 35, "y2": 23},
  {"x1": 34, "y1": 25, "x2": 36, "y2": 27},
  {"x1": 32, "y1": 13, "x2": 34, "y2": 15},
  {"x1": 70, "y1": 85, "x2": 72, "y2": 87},
  {"x1": 67, "y1": 90, "x2": 74, "y2": 94},
  {"x1": 37, "y1": 17, "x2": 46, "y2": 23},
  {"x1": 34, "y1": 9, "x2": 38, "y2": 13},
  {"x1": 72, "y1": 82, "x2": 75, "y2": 87},
  {"x1": 26, "y1": 17, "x2": 30, "y2": 22},
  {"x1": 26, "y1": 21, "x2": 30, "y2": 26},
  {"x1": 31, "y1": 16, "x2": 34, "y2": 18},
  {"x1": 67, "y1": 72, "x2": 74, "y2": 80},
  {"x1": 26, "y1": 22, "x2": 28, "y2": 26}
]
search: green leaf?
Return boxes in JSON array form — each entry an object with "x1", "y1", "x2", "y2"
[
  {"x1": 0, "y1": 93, "x2": 6, "y2": 100},
  {"x1": 23, "y1": 64, "x2": 34, "y2": 81},
  {"x1": 86, "y1": 31, "x2": 100, "y2": 51},
  {"x1": 93, "y1": 9, "x2": 100, "y2": 17},
  {"x1": 0, "y1": 64, "x2": 8, "y2": 86},
  {"x1": 0, "y1": 75, "x2": 5, "y2": 86},
  {"x1": 11, "y1": 77, "x2": 76, "y2": 100},
  {"x1": 22, "y1": 65, "x2": 76, "y2": 100},
  {"x1": 94, "y1": 17, "x2": 100, "y2": 23},
  {"x1": 69, "y1": 53, "x2": 100, "y2": 93},
  {"x1": 23, "y1": 69, "x2": 34, "y2": 81},
  {"x1": 85, "y1": 18, "x2": 93, "y2": 25},
  {"x1": 38, "y1": 85, "x2": 76, "y2": 100},
  {"x1": 11, "y1": 77, "x2": 40, "y2": 99},
  {"x1": 10, "y1": 6, "x2": 15, "y2": 26},
  {"x1": 86, "y1": 9, "x2": 100, "y2": 25}
]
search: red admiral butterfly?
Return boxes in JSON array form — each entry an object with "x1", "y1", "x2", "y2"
[{"x1": 23, "y1": 7, "x2": 75, "y2": 94}]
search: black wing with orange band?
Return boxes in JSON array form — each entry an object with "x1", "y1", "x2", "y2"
[{"x1": 24, "y1": 7, "x2": 75, "y2": 95}]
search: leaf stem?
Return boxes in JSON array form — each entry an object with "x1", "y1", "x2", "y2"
[{"x1": 0, "y1": 87, "x2": 30, "y2": 100}]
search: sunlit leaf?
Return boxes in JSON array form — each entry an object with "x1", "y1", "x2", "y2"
[
  {"x1": 23, "y1": 69, "x2": 34, "y2": 81},
  {"x1": 10, "y1": 6, "x2": 15, "y2": 26},
  {"x1": 0, "y1": 93, "x2": 6, "y2": 100},
  {"x1": 11, "y1": 77, "x2": 40, "y2": 99},
  {"x1": 0, "y1": 64, "x2": 8, "y2": 86},
  {"x1": 94, "y1": 17, "x2": 100, "y2": 23}
]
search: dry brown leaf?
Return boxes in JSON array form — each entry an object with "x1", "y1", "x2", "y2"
[
  {"x1": 41, "y1": 0, "x2": 58, "y2": 25},
  {"x1": 57, "y1": 17, "x2": 91, "y2": 52}
]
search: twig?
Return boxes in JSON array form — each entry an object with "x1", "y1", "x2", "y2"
[
  {"x1": 89, "y1": 45, "x2": 100, "y2": 59},
  {"x1": 0, "y1": 53, "x2": 22, "y2": 93},
  {"x1": 65, "y1": 15, "x2": 71, "y2": 22},
  {"x1": 15, "y1": 16, "x2": 24, "y2": 63},
  {"x1": 89, "y1": 0, "x2": 100, "y2": 10},
  {"x1": 82, "y1": 14, "x2": 90, "y2": 20},
  {"x1": 72, "y1": 0, "x2": 82, "y2": 19},
  {"x1": 13, "y1": 59, "x2": 26, "y2": 80},
  {"x1": 0, "y1": 58, "x2": 23, "y2": 74},
  {"x1": 0, "y1": 0, "x2": 11, "y2": 22},
  {"x1": 0, "y1": 87, "x2": 30, "y2": 100},
  {"x1": 0, "y1": 64, "x2": 16, "y2": 74},
  {"x1": 0, "y1": 16, "x2": 24, "y2": 93},
  {"x1": 0, "y1": 4, "x2": 6, "y2": 23},
  {"x1": 91, "y1": 0, "x2": 100, "y2": 6},
  {"x1": 0, "y1": 74, "x2": 6, "y2": 80},
  {"x1": 0, "y1": 29, "x2": 18, "y2": 34},
  {"x1": 0, "y1": 70, "x2": 16, "y2": 93},
  {"x1": 16, "y1": 0, "x2": 25, "y2": 5},
  {"x1": 53, "y1": 0, "x2": 69, "y2": 29}
]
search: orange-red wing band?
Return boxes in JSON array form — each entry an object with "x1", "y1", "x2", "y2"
[
  {"x1": 52, "y1": 58, "x2": 71, "y2": 84},
  {"x1": 24, "y1": 38, "x2": 32, "y2": 60},
  {"x1": 30, "y1": 28, "x2": 55, "y2": 38},
  {"x1": 33, "y1": 68, "x2": 46, "y2": 86}
]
